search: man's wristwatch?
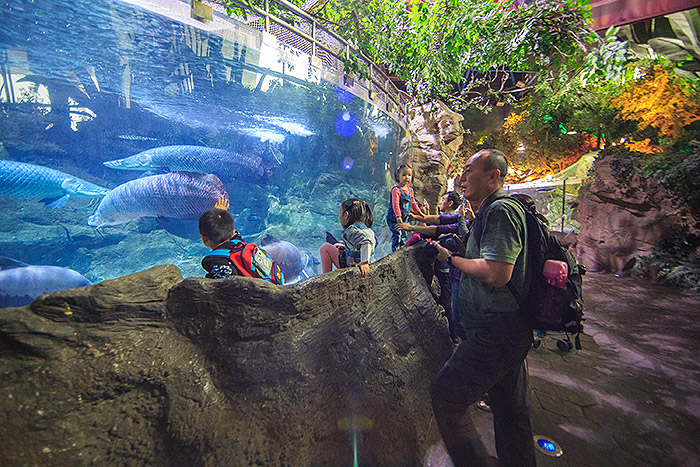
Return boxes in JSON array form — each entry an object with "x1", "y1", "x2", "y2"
[{"x1": 447, "y1": 255, "x2": 454, "y2": 266}]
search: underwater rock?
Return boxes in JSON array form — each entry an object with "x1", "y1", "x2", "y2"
[{"x1": 0, "y1": 247, "x2": 452, "y2": 465}]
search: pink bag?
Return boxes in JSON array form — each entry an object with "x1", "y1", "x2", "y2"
[{"x1": 543, "y1": 259, "x2": 568, "y2": 289}]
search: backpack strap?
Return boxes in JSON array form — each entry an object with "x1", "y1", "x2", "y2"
[
  {"x1": 388, "y1": 186, "x2": 402, "y2": 216},
  {"x1": 206, "y1": 248, "x2": 233, "y2": 258},
  {"x1": 228, "y1": 241, "x2": 256, "y2": 278},
  {"x1": 471, "y1": 193, "x2": 510, "y2": 248},
  {"x1": 205, "y1": 239, "x2": 246, "y2": 256},
  {"x1": 506, "y1": 281, "x2": 525, "y2": 309}
]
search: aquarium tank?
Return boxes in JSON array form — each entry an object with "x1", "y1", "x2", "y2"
[{"x1": 0, "y1": 0, "x2": 409, "y2": 287}]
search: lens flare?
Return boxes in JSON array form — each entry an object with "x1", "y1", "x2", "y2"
[
  {"x1": 334, "y1": 86, "x2": 355, "y2": 103},
  {"x1": 342, "y1": 156, "x2": 354, "y2": 171},
  {"x1": 335, "y1": 111, "x2": 358, "y2": 137}
]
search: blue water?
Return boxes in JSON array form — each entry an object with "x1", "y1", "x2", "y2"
[{"x1": 0, "y1": 0, "x2": 402, "y2": 283}]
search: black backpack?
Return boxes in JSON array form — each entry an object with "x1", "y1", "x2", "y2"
[{"x1": 473, "y1": 196, "x2": 585, "y2": 349}]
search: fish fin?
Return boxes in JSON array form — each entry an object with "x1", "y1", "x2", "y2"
[
  {"x1": 299, "y1": 250, "x2": 319, "y2": 267},
  {"x1": 116, "y1": 134, "x2": 158, "y2": 142},
  {"x1": 0, "y1": 256, "x2": 29, "y2": 270},
  {"x1": 137, "y1": 170, "x2": 164, "y2": 178},
  {"x1": 260, "y1": 234, "x2": 279, "y2": 245},
  {"x1": 266, "y1": 142, "x2": 284, "y2": 165},
  {"x1": 170, "y1": 171, "x2": 211, "y2": 179},
  {"x1": 43, "y1": 195, "x2": 70, "y2": 209}
]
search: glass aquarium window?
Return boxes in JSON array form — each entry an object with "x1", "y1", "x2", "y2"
[{"x1": 0, "y1": 0, "x2": 404, "y2": 284}]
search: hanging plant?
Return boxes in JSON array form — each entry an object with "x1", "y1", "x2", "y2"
[{"x1": 218, "y1": 0, "x2": 598, "y2": 110}]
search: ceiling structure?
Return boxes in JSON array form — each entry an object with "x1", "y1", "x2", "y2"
[
  {"x1": 589, "y1": 0, "x2": 699, "y2": 31},
  {"x1": 590, "y1": 2, "x2": 700, "y2": 78}
]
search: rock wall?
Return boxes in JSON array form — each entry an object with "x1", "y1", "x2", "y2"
[
  {"x1": 0, "y1": 247, "x2": 452, "y2": 465},
  {"x1": 400, "y1": 101, "x2": 464, "y2": 212},
  {"x1": 575, "y1": 155, "x2": 686, "y2": 273}
]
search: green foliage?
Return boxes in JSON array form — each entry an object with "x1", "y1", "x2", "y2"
[
  {"x1": 222, "y1": 0, "x2": 597, "y2": 110},
  {"x1": 489, "y1": 30, "x2": 643, "y2": 176},
  {"x1": 520, "y1": 39, "x2": 640, "y2": 152},
  {"x1": 579, "y1": 26, "x2": 629, "y2": 87},
  {"x1": 492, "y1": 107, "x2": 597, "y2": 180},
  {"x1": 219, "y1": 0, "x2": 306, "y2": 25},
  {"x1": 600, "y1": 118, "x2": 700, "y2": 211},
  {"x1": 602, "y1": 145, "x2": 644, "y2": 193},
  {"x1": 340, "y1": 50, "x2": 370, "y2": 80},
  {"x1": 634, "y1": 224, "x2": 700, "y2": 290},
  {"x1": 659, "y1": 140, "x2": 700, "y2": 217}
]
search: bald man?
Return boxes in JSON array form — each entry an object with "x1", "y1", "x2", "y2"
[{"x1": 431, "y1": 149, "x2": 536, "y2": 467}]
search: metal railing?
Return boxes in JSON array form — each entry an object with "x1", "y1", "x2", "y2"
[{"x1": 198, "y1": 0, "x2": 412, "y2": 127}]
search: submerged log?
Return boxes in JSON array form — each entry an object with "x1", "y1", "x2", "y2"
[{"x1": 0, "y1": 246, "x2": 451, "y2": 465}]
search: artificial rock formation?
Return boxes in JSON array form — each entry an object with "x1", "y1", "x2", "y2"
[
  {"x1": 400, "y1": 101, "x2": 465, "y2": 211},
  {"x1": 0, "y1": 247, "x2": 451, "y2": 465},
  {"x1": 575, "y1": 154, "x2": 688, "y2": 273}
]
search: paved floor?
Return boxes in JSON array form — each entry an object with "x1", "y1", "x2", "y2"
[{"x1": 425, "y1": 272, "x2": 700, "y2": 466}]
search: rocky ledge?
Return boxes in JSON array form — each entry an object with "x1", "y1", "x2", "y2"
[
  {"x1": 574, "y1": 154, "x2": 693, "y2": 274},
  {"x1": 0, "y1": 246, "x2": 451, "y2": 466}
]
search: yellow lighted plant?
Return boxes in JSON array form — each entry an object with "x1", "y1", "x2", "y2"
[
  {"x1": 611, "y1": 64, "x2": 700, "y2": 143},
  {"x1": 623, "y1": 138, "x2": 663, "y2": 154}
]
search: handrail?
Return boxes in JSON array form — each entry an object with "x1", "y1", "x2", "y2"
[{"x1": 203, "y1": 0, "x2": 411, "y2": 127}]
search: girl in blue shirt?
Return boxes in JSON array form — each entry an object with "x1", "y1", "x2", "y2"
[{"x1": 320, "y1": 198, "x2": 376, "y2": 276}]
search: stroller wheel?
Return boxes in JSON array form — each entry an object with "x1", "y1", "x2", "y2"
[{"x1": 556, "y1": 339, "x2": 573, "y2": 352}]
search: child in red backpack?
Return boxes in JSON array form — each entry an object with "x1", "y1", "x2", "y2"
[
  {"x1": 199, "y1": 197, "x2": 284, "y2": 283},
  {"x1": 320, "y1": 198, "x2": 376, "y2": 277}
]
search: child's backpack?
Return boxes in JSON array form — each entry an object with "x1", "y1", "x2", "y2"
[
  {"x1": 474, "y1": 196, "x2": 585, "y2": 349},
  {"x1": 215, "y1": 240, "x2": 285, "y2": 285}
]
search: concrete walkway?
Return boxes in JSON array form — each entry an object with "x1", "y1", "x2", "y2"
[{"x1": 425, "y1": 272, "x2": 700, "y2": 466}]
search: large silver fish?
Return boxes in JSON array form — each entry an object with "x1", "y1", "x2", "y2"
[
  {"x1": 87, "y1": 171, "x2": 229, "y2": 227},
  {"x1": 103, "y1": 145, "x2": 273, "y2": 182},
  {"x1": 0, "y1": 257, "x2": 92, "y2": 308},
  {"x1": 0, "y1": 159, "x2": 109, "y2": 208}
]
